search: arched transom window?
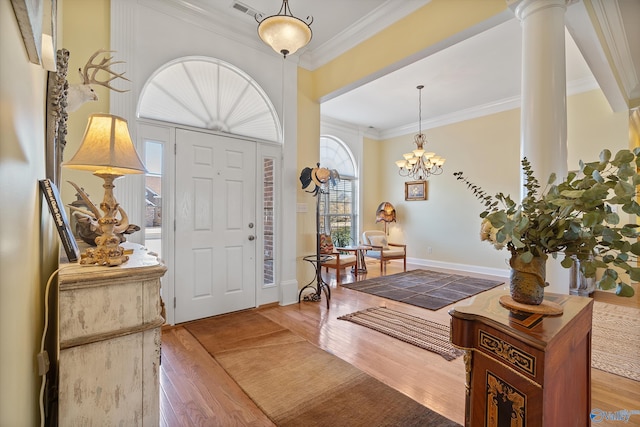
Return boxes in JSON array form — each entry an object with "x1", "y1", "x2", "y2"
[{"x1": 137, "y1": 56, "x2": 281, "y2": 143}]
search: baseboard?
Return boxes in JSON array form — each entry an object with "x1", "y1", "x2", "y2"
[
  {"x1": 593, "y1": 283, "x2": 640, "y2": 308},
  {"x1": 406, "y1": 257, "x2": 509, "y2": 279},
  {"x1": 279, "y1": 279, "x2": 299, "y2": 306}
]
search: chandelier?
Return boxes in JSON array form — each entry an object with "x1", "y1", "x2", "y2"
[
  {"x1": 395, "y1": 85, "x2": 445, "y2": 180},
  {"x1": 256, "y1": 0, "x2": 313, "y2": 58}
]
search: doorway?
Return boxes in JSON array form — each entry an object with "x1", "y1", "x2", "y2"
[{"x1": 174, "y1": 128, "x2": 257, "y2": 323}]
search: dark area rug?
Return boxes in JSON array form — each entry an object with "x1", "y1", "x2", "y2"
[
  {"x1": 185, "y1": 310, "x2": 461, "y2": 427},
  {"x1": 338, "y1": 307, "x2": 464, "y2": 361},
  {"x1": 341, "y1": 269, "x2": 504, "y2": 310}
]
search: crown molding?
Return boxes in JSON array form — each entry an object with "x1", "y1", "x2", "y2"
[
  {"x1": 589, "y1": 0, "x2": 639, "y2": 99},
  {"x1": 298, "y1": 0, "x2": 431, "y2": 70},
  {"x1": 565, "y1": 0, "x2": 628, "y2": 111},
  {"x1": 373, "y1": 75, "x2": 598, "y2": 140},
  {"x1": 321, "y1": 115, "x2": 382, "y2": 140},
  {"x1": 138, "y1": 0, "x2": 280, "y2": 59}
]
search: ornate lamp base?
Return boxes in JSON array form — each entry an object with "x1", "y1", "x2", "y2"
[
  {"x1": 77, "y1": 172, "x2": 132, "y2": 267},
  {"x1": 79, "y1": 226, "x2": 129, "y2": 266}
]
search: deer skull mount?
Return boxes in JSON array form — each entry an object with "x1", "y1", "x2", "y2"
[{"x1": 66, "y1": 49, "x2": 131, "y2": 112}]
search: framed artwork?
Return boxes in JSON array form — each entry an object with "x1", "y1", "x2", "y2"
[
  {"x1": 405, "y1": 180, "x2": 427, "y2": 201},
  {"x1": 10, "y1": 0, "x2": 43, "y2": 64},
  {"x1": 45, "y1": 48, "x2": 69, "y2": 185}
]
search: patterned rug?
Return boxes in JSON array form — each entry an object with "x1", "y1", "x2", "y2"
[
  {"x1": 592, "y1": 301, "x2": 640, "y2": 381},
  {"x1": 338, "y1": 307, "x2": 464, "y2": 361},
  {"x1": 341, "y1": 269, "x2": 504, "y2": 310}
]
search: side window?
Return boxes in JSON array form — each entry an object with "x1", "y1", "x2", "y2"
[
  {"x1": 144, "y1": 140, "x2": 163, "y2": 257},
  {"x1": 318, "y1": 136, "x2": 357, "y2": 247}
]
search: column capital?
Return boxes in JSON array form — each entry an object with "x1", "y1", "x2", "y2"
[{"x1": 507, "y1": 0, "x2": 577, "y2": 21}]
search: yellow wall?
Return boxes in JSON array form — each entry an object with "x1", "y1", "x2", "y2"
[
  {"x1": 0, "y1": 1, "x2": 59, "y2": 424},
  {"x1": 300, "y1": 0, "x2": 509, "y2": 284},
  {"x1": 60, "y1": 0, "x2": 111, "y2": 208},
  {"x1": 313, "y1": 0, "x2": 507, "y2": 100},
  {"x1": 0, "y1": 1, "x2": 110, "y2": 423},
  {"x1": 296, "y1": 67, "x2": 322, "y2": 286},
  {"x1": 362, "y1": 137, "x2": 384, "y2": 233},
  {"x1": 371, "y1": 89, "x2": 628, "y2": 273}
]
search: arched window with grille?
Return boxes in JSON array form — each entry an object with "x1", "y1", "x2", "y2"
[{"x1": 319, "y1": 136, "x2": 358, "y2": 247}]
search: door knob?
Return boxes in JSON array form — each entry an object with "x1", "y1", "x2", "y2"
[{"x1": 248, "y1": 235, "x2": 255, "y2": 241}]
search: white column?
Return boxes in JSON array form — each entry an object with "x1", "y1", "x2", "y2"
[
  {"x1": 509, "y1": 0, "x2": 573, "y2": 294},
  {"x1": 511, "y1": 0, "x2": 570, "y2": 189}
]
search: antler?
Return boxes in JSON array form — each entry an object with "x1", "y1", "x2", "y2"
[
  {"x1": 67, "y1": 181, "x2": 101, "y2": 219},
  {"x1": 79, "y1": 49, "x2": 130, "y2": 93},
  {"x1": 113, "y1": 206, "x2": 130, "y2": 234}
]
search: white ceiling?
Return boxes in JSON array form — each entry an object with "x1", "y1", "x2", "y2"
[{"x1": 167, "y1": 0, "x2": 640, "y2": 138}]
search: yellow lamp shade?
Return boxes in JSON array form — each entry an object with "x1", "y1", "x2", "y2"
[{"x1": 63, "y1": 114, "x2": 147, "y2": 175}]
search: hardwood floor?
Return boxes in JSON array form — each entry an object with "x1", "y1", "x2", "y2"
[{"x1": 160, "y1": 260, "x2": 640, "y2": 426}]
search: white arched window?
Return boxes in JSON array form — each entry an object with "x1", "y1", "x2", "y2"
[
  {"x1": 319, "y1": 136, "x2": 358, "y2": 247},
  {"x1": 137, "y1": 56, "x2": 281, "y2": 143}
]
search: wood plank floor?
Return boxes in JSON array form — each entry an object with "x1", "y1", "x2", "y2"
[{"x1": 160, "y1": 260, "x2": 640, "y2": 426}]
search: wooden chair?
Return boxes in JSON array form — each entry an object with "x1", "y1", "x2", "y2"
[
  {"x1": 361, "y1": 230, "x2": 406, "y2": 273},
  {"x1": 319, "y1": 234, "x2": 357, "y2": 283}
]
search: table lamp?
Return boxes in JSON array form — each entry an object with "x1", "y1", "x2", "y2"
[{"x1": 63, "y1": 113, "x2": 146, "y2": 266}]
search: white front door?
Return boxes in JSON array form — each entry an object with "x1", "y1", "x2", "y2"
[{"x1": 174, "y1": 128, "x2": 257, "y2": 323}]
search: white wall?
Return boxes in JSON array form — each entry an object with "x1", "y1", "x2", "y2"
[{"x1": 110, "y1": 0, "x2": 300, "y2": 305}]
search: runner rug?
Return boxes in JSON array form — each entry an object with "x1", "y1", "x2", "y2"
[
  {"x1": 338, "y1": 307, "x2": 464, "y2": 361},
  {"x1": 592, "y1": 301, "x2": 640, "y2": 381},
  {"x1": 185, "y1": 310, "x2": 460, "y2": 427},
  {"x1": 341, "y1": 269, "x2": 504, "y2": 310}
]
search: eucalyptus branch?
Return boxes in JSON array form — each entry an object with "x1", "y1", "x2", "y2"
[{"x1": 455, "y1": 149, "x2": 640, "y2": 298}]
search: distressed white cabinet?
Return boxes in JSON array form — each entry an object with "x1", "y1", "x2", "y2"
[{"x1": 58, "y1": 244, "x2": 167, "y2": 426}]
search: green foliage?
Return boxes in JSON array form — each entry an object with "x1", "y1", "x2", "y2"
[
  {"x1": 454, "y1": 149, "x2": 640, "y2": 297},
  {"x1": 332, "y1": 227, "x2": 351, "y2": 248}
]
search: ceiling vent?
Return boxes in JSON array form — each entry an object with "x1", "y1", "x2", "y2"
[{"x1": 231, "y1": 1, "x2": 261, "y2": 19}]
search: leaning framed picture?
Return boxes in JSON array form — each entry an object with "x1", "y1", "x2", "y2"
[
  {"x1": 405, "y1": 180, "x2": 427, "y2": 201},
  {"x1": 40, "y1": 179, "x2": 79, "y2": 262}
]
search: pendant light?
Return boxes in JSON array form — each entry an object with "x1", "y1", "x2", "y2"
[
  {"x1": 256, "y1": 0, "x2": 313, "y2": 58},
  {"x1": 395, "y1": 85, "x2": 445, "y2": 180}
]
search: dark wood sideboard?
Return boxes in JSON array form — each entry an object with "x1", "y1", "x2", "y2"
[{"x1": 450, "y1": 288, "x2": 593, "y2": 427}]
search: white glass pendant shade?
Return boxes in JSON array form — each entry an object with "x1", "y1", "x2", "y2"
[
  {"x1": 258, "y1": 15, "x2": 312, "y2": 57},
  {"x1": 395, "y1": 160, "x2": 407, "y2": 169}
]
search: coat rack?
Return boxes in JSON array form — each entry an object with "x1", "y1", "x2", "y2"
[{"x1": 298, "y1": 164, "x2": 339, "y2": 308}]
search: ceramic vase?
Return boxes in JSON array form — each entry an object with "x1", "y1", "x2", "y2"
[{"x1": 509, "y1": 254, "x2": 546, "y2": 305}]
